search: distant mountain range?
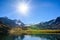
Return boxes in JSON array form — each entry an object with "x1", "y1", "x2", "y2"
[
  {"x1": 0, "y1": 16, "x2": 60, "y2": 29},
  {"x1": 35, "y1": 16, "x2": 60, "y2": 30}
]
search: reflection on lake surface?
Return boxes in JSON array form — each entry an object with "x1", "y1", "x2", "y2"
[
  {"x1": 0, "y1": 34, "x2": 60, "y2": 40},
  {"x1": 15, "y1": 35, "x2": 49, "y2": 40}
]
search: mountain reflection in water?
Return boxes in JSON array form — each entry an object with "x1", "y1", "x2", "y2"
[{"x1": 0, "y1": 34, "x2": 60, "y2": 40}]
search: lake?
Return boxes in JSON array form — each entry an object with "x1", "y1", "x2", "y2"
[{"x1": 0, "y1": 34, "x2": 60, "y2": 40}]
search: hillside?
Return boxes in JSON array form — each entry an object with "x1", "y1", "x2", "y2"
[
  {"x1": 0, "y1": 17, "x2": 25, "y2": 28},
  {"x1": 30, "y1": 16, "x2": 60, "y2": 30}
]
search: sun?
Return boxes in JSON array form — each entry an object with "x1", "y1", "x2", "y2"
[
  {"x1": 15, "y1": 0, "x2": 32, "y2": 16},
  {"x1": 17, "y1": 3, "x2": 29, "y2": 15}
]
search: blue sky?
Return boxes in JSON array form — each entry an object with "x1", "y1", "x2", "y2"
[{"x1": 0, "y1": 0, "x2": 60, "y2": 24}]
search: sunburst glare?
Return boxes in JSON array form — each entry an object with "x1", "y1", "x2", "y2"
[{"x1": 16, "y1": 0, "x2": 31, "y2": 16}]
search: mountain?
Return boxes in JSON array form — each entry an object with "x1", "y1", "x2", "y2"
[
  {"x1": 30, "y1": 16, "x2": 60, "y2": 30},
  {"x1": 0, "y1": 17, "x2": 25, "y2": 27},
  {"x1": 0, "y1": 17, "x2": 25, "y2": 35},
  {"x1": 54, "y1": 17, "x2": 60, "y2": 24},
  {"x1": 0, "y1": 16, "x2": 60, "y2": 30}
]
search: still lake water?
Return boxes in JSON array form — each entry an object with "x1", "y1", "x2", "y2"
[{"x1": 0, "y1": 34, "x2": 60, "y2": 40}]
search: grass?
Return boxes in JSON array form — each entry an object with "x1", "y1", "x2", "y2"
[
  {"x1": 9, "y1": 28, "x2": 60, "y2": 35},
  {"x1": 24, "y1": 30, "x2": 60, "y2": 34}
]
